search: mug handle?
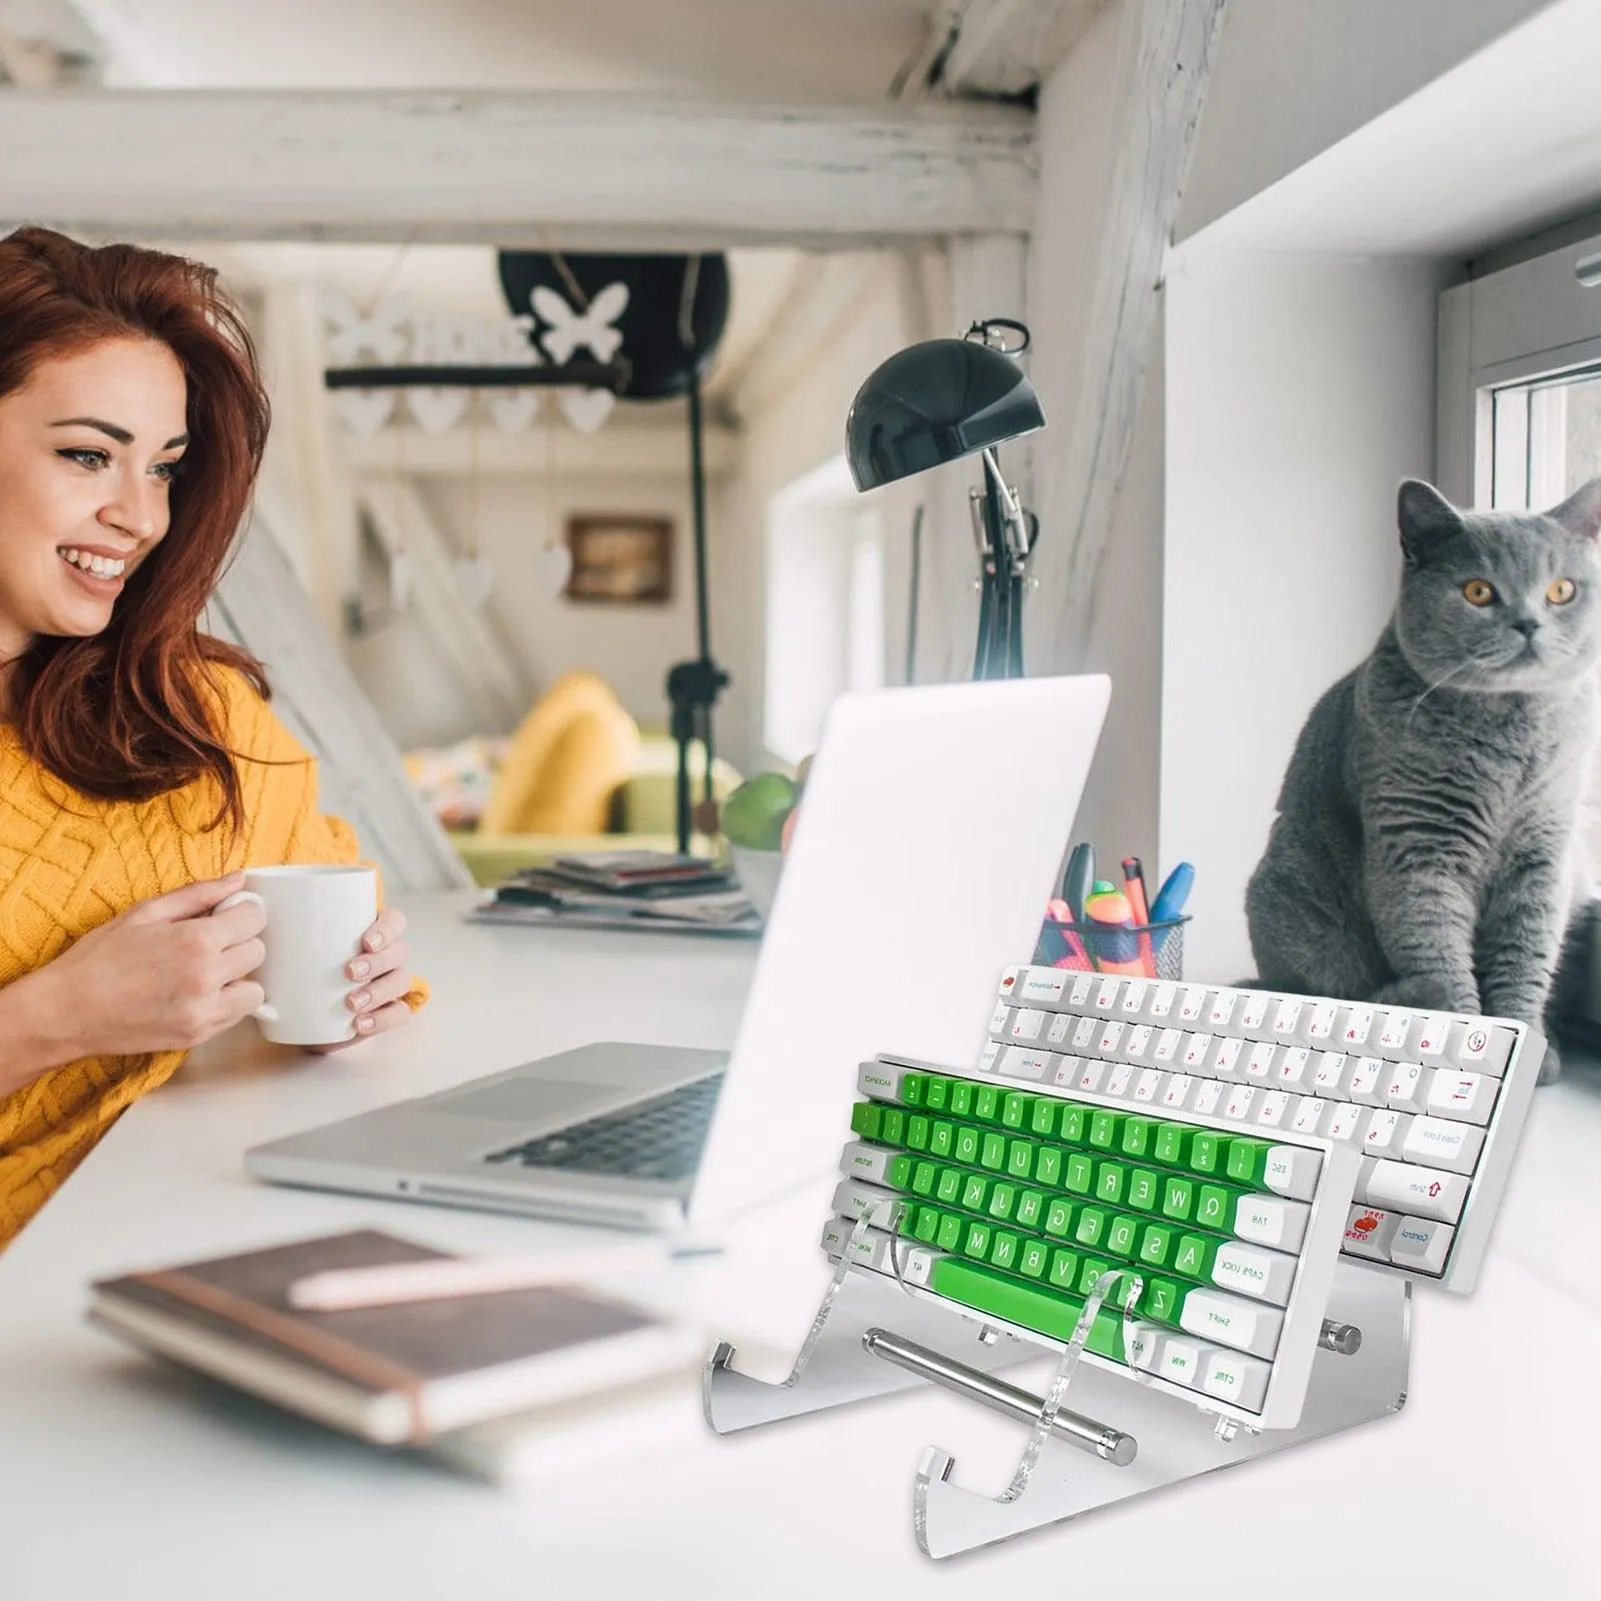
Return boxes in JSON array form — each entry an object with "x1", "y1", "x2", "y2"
[{"x1": 213, "y1": 889, "x2": 277, "y2": 1025}]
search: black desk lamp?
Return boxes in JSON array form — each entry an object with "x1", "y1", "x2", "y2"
[{"x1": 845, "y1": 319, "x2": 1044, "y2": 680}]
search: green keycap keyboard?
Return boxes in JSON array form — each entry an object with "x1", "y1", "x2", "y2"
[{"x1": 822, "y1": 1056, "x2": 1362, "y2": 1430}]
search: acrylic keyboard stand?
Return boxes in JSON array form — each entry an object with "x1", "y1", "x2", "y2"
[{"x1": 704, "y1": 1208, "x2": 1411, "y2": 1560}]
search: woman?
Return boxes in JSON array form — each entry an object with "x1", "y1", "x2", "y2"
[{"x1": 0, "y1": 228, "x2": 423, "y2": 1248}]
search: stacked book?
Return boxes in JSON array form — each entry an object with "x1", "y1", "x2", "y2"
[
  {"x1": 87, "y1": 1228, "x2": 705, "y2": 1484},
  {"x1": 467, "y1": 850, "x2": 762, "y2": 936}
]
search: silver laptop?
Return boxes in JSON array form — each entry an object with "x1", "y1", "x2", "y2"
[{"x1": 245, "y1": 675, "x2": 1110, "y2": 1231}]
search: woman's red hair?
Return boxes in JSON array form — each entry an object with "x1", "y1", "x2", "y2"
[{"x1": 0, "y1": 227, "x2": 270, "y2": 832}]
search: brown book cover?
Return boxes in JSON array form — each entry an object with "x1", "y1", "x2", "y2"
[{"x1": 90, "y1": 1229, "x2": 675, "y2": 1443}]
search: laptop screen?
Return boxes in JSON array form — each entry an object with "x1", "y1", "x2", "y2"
[{"x1": 687, "y1": 675, "x2": 1110, "y2": 1225}]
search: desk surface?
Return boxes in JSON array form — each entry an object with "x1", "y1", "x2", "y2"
[{"x1": 1, "y1": 893, "x2": 1597, "y2": 1600}]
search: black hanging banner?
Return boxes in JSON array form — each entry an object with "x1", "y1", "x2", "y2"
[{"x1": 496, "y1": 252, "x2": 732, "y2": 400}]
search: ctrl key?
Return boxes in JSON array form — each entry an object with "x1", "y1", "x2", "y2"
[
  {"x1": 1388, "y1": 1215, "x2": 1455, "y2": 1276},
  {"x1": 1199, "y1": 1348, "x2": 1270, "y2": 1413}
]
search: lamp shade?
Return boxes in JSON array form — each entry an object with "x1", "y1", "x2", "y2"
[{"x1": 844, "y1": 336, "x2": 1044, "y2": 491}]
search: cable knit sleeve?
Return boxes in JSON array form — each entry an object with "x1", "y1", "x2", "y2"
[{"x1": 218, "y1": 669, "x2": 428, "y2": 1012}]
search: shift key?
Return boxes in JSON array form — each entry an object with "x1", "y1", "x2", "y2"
[{"x1": 1358, "y1": 1157, "x2": 1468, "y2": 1223}]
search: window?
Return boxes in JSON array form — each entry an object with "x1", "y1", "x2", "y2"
[
  {"x1": 1441, "y1": 231, "x2": 1601, "y2": 880},
  {"x1": 763, "y1": 455, "x2": 886, "y2": 766},
  {"x1": 1489, "y1": 369, "x2": 1601, "y2": 511}
]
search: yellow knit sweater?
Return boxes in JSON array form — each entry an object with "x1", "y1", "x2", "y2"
[{"x1": 0, "y1": 667, "x2": 426, "y2": 1248}]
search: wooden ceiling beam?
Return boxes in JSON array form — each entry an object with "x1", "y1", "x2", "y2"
[
  {"x1": 0, "y1": 89, "x2": 1036, "y2": 248},
  {"x1": 937, "y1": 0, "x2": 1112, "y2": 99}
]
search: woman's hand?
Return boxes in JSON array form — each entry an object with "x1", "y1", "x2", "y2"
[
  {"x1": 306, "y1": 905, "x2": 415, "y2": 1053},
  {"x1": 16, "y1": 873, "x2": 267, "y2": 1067}
]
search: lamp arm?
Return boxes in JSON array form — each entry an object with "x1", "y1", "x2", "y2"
[
  {"x1": 981, "y1": 449, "x2": 1032, "y2": 562},
  {"x1": 977, "y1": 449, "x2": 1036, "y2": 680}
]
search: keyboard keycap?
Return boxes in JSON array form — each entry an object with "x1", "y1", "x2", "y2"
[
  {"x1": 1179, "y1": 1288, "x2": 1284, "y2": 1359},
  {"x1": 1253, "y1": 1090, "x2": 1293, "y2": 1130},
  {"x1": 1348, "y1": 1056, "x2": 1388, "y2": 1106},
  {"x1": 1361, "y1": 1109, "x2": 1410, "y2": 1156},
  {"x1": 1378, "y1": 1009, "x2": 1413, "y2": 1053},
  {"x1": 1015, "y1": 967, "x2": 1067, "y2": 1006},
  {"x1": 1450, "y1": 1022, "x2": 1514, "y2": 1077},
  {"x1": 1388, "y1": 1215, "x2": 1455, "y2": 1274},
  {"x1": 1010, "y1": 1008, "x2": 1047, "y2": 1042},
  {"x1": 1384, "y1": 1061, "x2": 1428, "y2": 1114},
  {"x1": 1276, "y1": 1047, "x2": 1314, "y2": 1089},
  {"x1": 1342, "y1": 1205, "x2": 1401, "y2": 1261},
  {"x1": 1414, "y1": 1014, "x2": 1452, "y2": 1062},
  {"x1": 1425, "y1": 1069, "x2": 1496, "y2": 1126},
  {"x1": 1199, "y1": 1348, "x2": 1272, "y2": 1412},
  {"x1": 1001, "y1": 1046, "x2": 1051, "y2": 1080},
  {"x1": 1232, "y1": 1193, "x2": 1311, "y2": 1252},
  {"x1": 1289, "y1": 1096, "x2": 1330, "y2": 1136},
  {"x1": 1211, "y1": 1241, "x2": 1297, "y2": 1306},
  {"x1": 1358, "y1": 1158, "x2": 1469, "y2": 1224},
  {"x1": 1401, "y1": 1116, "x2": 1484, "y2": 1176}
]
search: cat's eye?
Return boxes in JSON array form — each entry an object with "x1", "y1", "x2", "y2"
[
  {"x1": 1462, "y1": 579, "x2": 1497, "y2": 607},
  {"x1": 1548, "y1": 577, "x2": 1577, "y2": 605}
]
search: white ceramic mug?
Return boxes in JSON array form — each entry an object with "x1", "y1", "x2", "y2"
[{"x1": 216, "y1": 865, "x2": 378, "y2": 1046}]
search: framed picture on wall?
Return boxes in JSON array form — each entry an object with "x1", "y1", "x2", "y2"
[{"x1": 563, "y1": 515, "x2": 673, "y2": 604}]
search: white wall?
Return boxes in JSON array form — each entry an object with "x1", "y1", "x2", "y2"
[
  {"x1": 723, "y1": 252, "x2": 923, "y2": 775},
  {"x1": 1162, "y1": 248, "x2": 1444, "y2": 981},
  {"x1": 342, "y1": 552, "x2": 478, "y2": 751},
  {"x1": 1176, "y1": 0, "x2": 1556, "y2": 244},
  {"x1": 425, "y1": 466, "x2": 715, "y2": 735}
]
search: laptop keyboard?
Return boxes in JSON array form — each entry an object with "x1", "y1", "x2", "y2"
[{"x1": 480, "y1": 1073, "x2": 725, "y2": 1183}]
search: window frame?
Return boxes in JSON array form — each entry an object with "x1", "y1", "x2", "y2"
[{"x1": 1438, "y1": 227, "x2": 1601, "y2": 506}]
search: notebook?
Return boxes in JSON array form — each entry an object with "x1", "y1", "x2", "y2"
[{"x1": 87, "y1": 1228, "x2": 704, "y2": 1445}]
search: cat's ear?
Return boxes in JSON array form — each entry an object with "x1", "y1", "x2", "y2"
[
  {"x1": 1546, "y1": 476, "x2": 1601, "y2": 541},
  {"x1": 1397, "y1": 479, "x2": 1463, "y2": 567}
]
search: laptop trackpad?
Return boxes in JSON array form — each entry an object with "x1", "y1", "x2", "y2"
[{"x1": 423, "y1": 1079, "x2": 611, "y2": 1121}]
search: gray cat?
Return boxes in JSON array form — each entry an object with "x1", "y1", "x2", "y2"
[{"x1": 1246, "y1": 477, "x2": 1601, "y2": 1084}]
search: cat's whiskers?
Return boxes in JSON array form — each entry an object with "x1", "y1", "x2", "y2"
[{"x1": 1402, "y1": 660, "x2": 1471, "y2": 730}]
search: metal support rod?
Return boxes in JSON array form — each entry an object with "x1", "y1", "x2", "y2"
[
  {"x1": 687, "y1": 371, "x2": 714, "y2": 710},
  {"x1": 862, "y1": 1328, "x2": 1137, "y2": 1467},
  {"x1": 324, "y1": 361, "x2": 627, "y2": 389},
  {"x1": 904, "y1": 505, "x2": 923, "y2": 686},
  {"x1": 666, "y1": 366, "x2": 728, "y2": 854},
  {"x1": 1319, "y1": 1319, "x2": 1363, "y2": 1356}
]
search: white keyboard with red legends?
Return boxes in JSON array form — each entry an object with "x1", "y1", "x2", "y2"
[{"x1": 986, "y1": 967, "x2": 1543, "y2": 1293}]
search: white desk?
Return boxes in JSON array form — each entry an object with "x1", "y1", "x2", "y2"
[{"x1": 1, "y1": 892, "x2": 1597, "y2": 1600}]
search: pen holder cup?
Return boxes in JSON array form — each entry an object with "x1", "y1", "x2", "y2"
[{"x1": 1032, "y1": 916, "x2": 1189, "y2": 981}]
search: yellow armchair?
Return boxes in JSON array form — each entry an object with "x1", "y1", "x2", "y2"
[
  {"x1": 479, "y1": 669, "x2": 639, "y2": 835},
  {"x1": 432, "y1": 670, "x2": 742, "y2": 886}
]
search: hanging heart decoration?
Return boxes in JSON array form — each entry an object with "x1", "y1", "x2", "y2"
[
  {"x1": 559, "y1": 387, "x2": 615, "y2": 433},
  {"x1": 332, "y1": 389, "x2": 395, "y2": 435},
  {"x1": 405, "y1": 314, "x2": 471, "y2": 433},
  {"x1": 486, "y1": 389, "x2": 541, "y2": 432},
  {"x1": 322, "y1": 289, "x2": 409, "y2": 435},
  {"x1": 481, "y1": 314, "x2": 543, "y2": 432}
]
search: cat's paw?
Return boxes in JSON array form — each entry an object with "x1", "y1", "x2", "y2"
[
  {"x1": 1538, "y1": 1038, "x2": 1563, "y2": 1086},
  {"x1": 1371, "y1": 976, "x2": 1478, "y2": 1014}
]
